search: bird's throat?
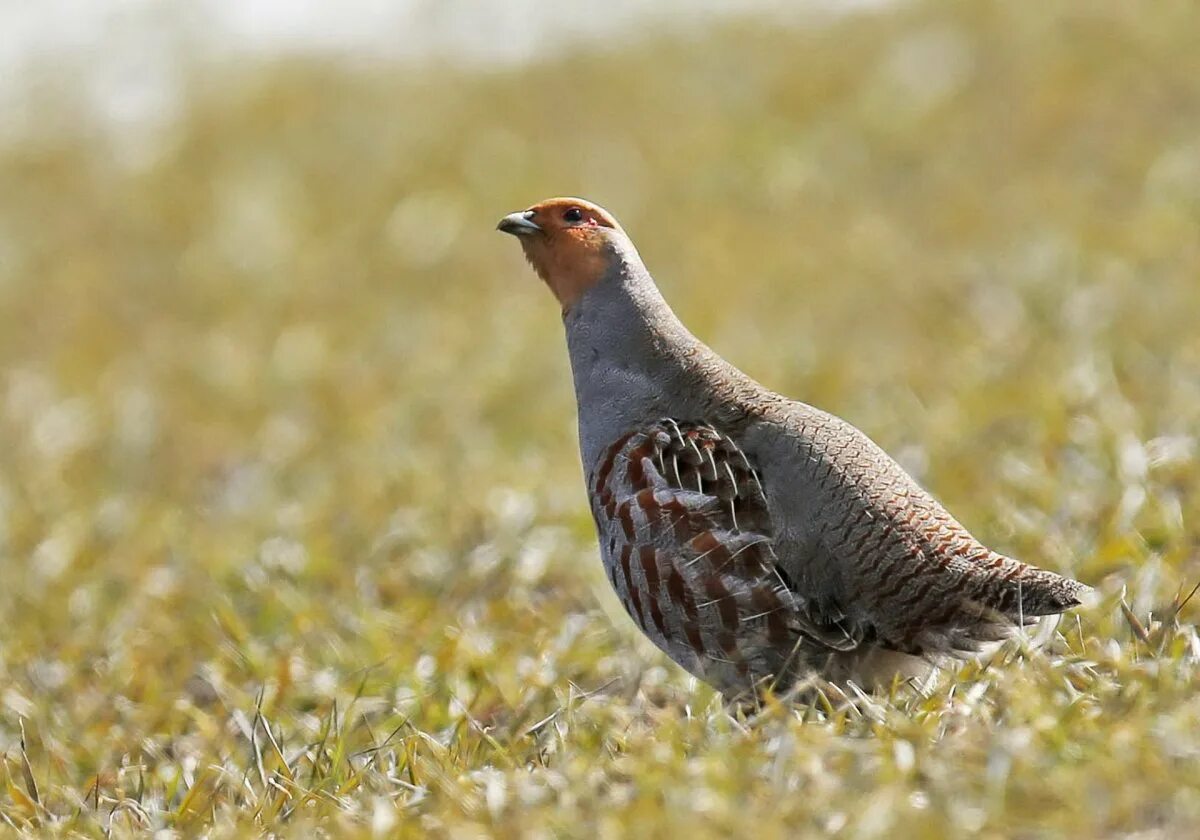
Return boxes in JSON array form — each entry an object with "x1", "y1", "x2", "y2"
[{"x1": 522, "y1": 238, "x2": 611, "y2": 314}]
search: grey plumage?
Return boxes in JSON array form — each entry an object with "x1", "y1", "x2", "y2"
[{"x1": 500, "y1": 197, "x2": 1091, "y2": 697}]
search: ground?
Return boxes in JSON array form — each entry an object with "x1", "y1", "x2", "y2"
[{"x1": 1, "y1": 1, "x2": 1199, "y2": 836}]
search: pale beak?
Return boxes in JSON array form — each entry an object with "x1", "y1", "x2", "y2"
[{"x1": 497, "y1": 210, "x2": 541, "y2": 236}]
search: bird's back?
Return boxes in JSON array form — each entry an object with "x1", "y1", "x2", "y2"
[{"x1": 745, "y1": 399, "x2": 1089, "y2": 660}]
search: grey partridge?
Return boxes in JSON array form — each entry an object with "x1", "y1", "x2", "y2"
[{"x1": 498, "y1": 197, "x2": 1090, "y2": 697}]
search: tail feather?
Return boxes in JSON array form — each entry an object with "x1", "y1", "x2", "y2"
[
  {"x1": 920, "y1": 554, "x2": 1091, "y2": 658},
  {"x1": 1010, "y1": 560, "x2": 1093, "y2": 616}
]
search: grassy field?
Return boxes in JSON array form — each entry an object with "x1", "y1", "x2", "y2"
[{"x1": 1, "y1": 1, "x2": 1199, "y2": 836}]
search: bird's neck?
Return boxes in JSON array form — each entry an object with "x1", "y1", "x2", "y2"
[{"x1": 563, "y1": 245, "x2": 760, "y2": 471}]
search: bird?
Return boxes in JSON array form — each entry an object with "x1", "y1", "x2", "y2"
[{"x1": 497, "y1": 196, "x2": 1091, "y2": 698}]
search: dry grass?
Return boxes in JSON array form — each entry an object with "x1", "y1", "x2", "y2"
[{"x1": 1, "y1": 1, "x2": 1199, "y2": 836}]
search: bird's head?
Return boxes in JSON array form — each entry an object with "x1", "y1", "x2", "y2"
[{"x1": 497, "y1": 197, "x2": 628, "y2": 313}]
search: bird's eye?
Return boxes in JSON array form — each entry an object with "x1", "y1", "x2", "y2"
[{"x1": 563, "y1": 208, "x2": 584, "y2": 223}]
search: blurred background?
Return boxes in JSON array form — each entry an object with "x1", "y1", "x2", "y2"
[{"x1": 1, "y1": 0, "x2": 1199, "y2": 834}]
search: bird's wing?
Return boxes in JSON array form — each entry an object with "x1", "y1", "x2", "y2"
[
  {"x1": 770, "y1": 408, "x2": 1091, "y2": 658},
  {"x1": 588, "y1": 419, "x2": 860, "y2": 688}
]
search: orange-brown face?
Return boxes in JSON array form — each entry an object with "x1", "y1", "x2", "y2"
[{"x1": 497, "y1": 197, "x2": 624, "y2": 313}]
